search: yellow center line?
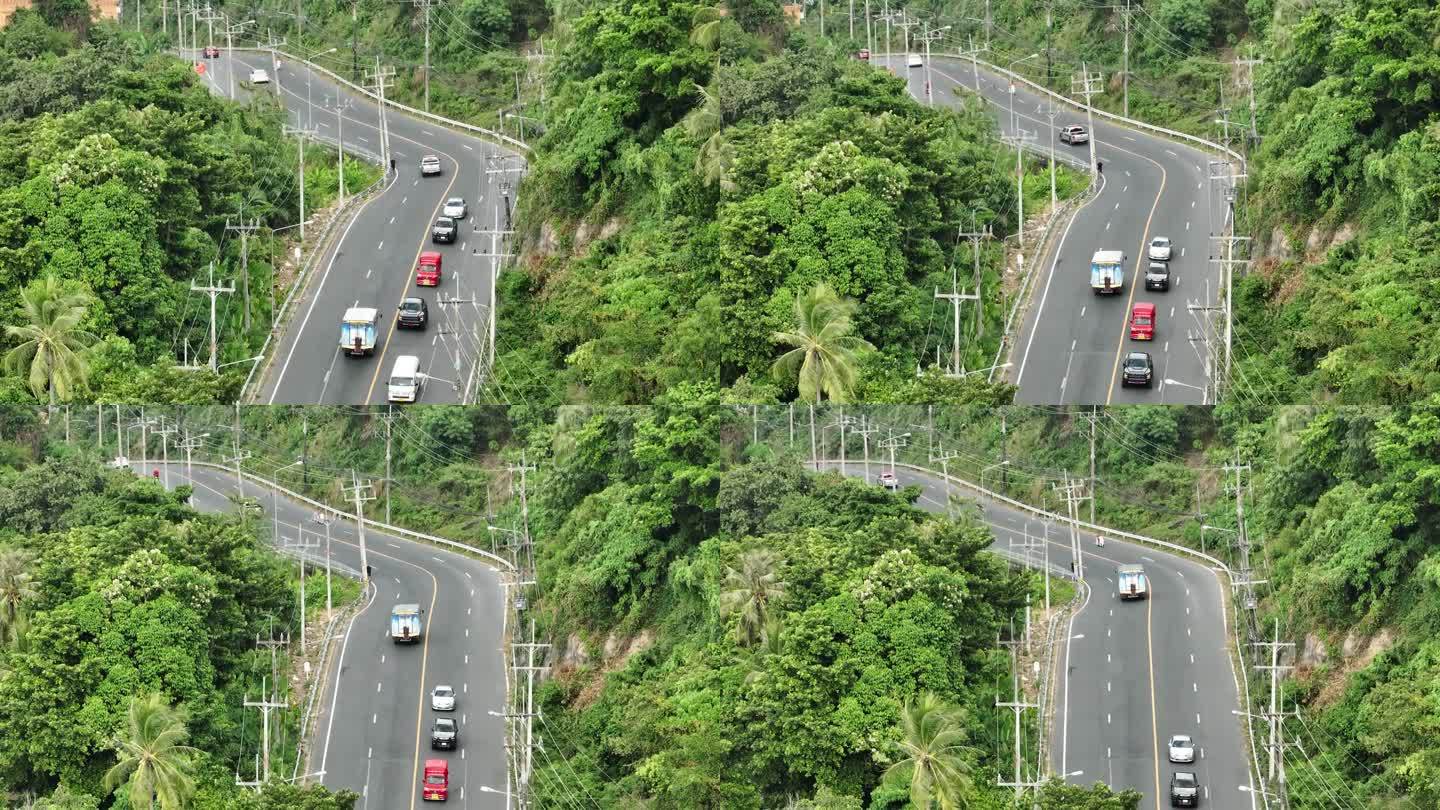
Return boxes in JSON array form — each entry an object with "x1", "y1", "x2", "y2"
[
  {"x1": 1105, "y1": 147, "x2": 1168, "y2": 405},
  {"x1": 1148, "y1": 574, "x2": 1162, "y2": 809},
  {"x1": 365, "y1": 157, "x2": 464, "y2": 402},
  {"x1": 409, "y1": 567, "x2": 441, "y2": 808}
]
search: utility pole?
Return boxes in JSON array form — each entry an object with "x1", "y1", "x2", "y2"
[
  {"x1": 827, "y1": 412, "x2": 856, "y2": 476},
  {"x1": 957, "y1": 35, "x2": 986, "y2": 92},
  {"x1": 242, "y1": 673, "x2": 287, "y2": 782},
  {"x1": 1234, "y1": 56, "x2": 1264, "y2": 143},
  {"x1": 366, "y1": 60, "x2": 397, "y2": 170},
  {"x1": 510, "y1": 619, "x2": 550, "y2": 809},
  {"x1": 312, "y1": 510, "x2": 335, "y2": 613},
  {"x1": 415, "y1": 0, "x2": 433, "y2": 112},
  {"x1": 281, "y1": 531, "x2": 319, "y2": 648},
  {"x1": 1046, "y1": 102, "x2": 1059, "y2": 210},
  {"x1": 223, "y1": 443, "x2": 252, "y2": 499},
  {"x1": 1252, "y1": 619, "x2": 1295, "y2": 808},
  {"x1": 382, "y1": 407, "x2": 394, "y2": 523},
  {"x1": 853, "y1": 415, "x2": 876, "y2": 484},
  {"x1": 179, "y1": 430, "x2": 207, "y2": 503},
  {"x1": 996, "y1": 626, "x2": 1041, "y2": 803},
  {"x1": 1085, "y1": 407, "x2": 1097, "y2": 524},
  {"x1": 154, "y1": 420, "x2": 177, "y2": 490},
  {"x1": 809, "y1": 404, "x2": 818, "y2": 470},
  {"x1": 344, "y1": 472, "x2": 377, "y2": 586},
  {"x1": 191, "y1": 263, "x2": 234, "y2": 373},
  {"x1": 937, "y1": 219, "x2": 988, "y2": 376},
  {"x1": 931, "y1": 447, "x2": 960, "y2": 509},
  {"x1": 474, "y1": 154, "x2": 522, "y2": 384},
  {"x1": 1207, "y1": 157, "x2": 1249, "y2": 402},
  {"x1": 1121, "y1": 0, "x2": 1131, "y2": 117},
  {"x1": 916, "y1": 23, "x2": 950, "y2": 107},
  {"x1": 283, "y1": 126, "x2": 319, "y2": 242},
  {"x1": 1071, "y1": 66, "x2": 1104, "y2": 180},
  {"x1": 1051, "y1": 474, "x2": 1090, "y2": 580},
  {"x1": 1005, "y1": 130, "x2": 1038, "y2": 248},
  {"x1": 331, "y1": 100, "x2": 353, "y2": 203},
  {"x1": 221, "y1": 16, "x2": 253, "y2": 101},
  {"x1": 878, "y1": 430, "x2": 909, "y2": 475},
  {"x1": 1225, "y1": 459, "x2": 1264, "y2": 654},
  {"x1": 226, "y1": 217, "x2": 260, "y2": 332}
]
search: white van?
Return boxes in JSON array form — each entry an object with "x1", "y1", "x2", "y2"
[
  {"x1": 387, "y1": 355, "x2": 422, "y2": 403},
  {"x1": 907, "y1": 53, "x2": 923, "y2": 68}
]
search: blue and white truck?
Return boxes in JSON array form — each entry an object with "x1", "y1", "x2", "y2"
[
  {"x1": 1091, "y1": 250, "x2": 1125, "y2": 294},
  {"x1": 391, "y1": 603, "x2": 424, "y2": 643},
  {"x1": 1117, "y1": 564, "x2": 1149, "y2": 600}
]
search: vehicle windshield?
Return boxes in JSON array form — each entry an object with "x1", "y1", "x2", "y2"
[
  {"x1": 1154, "y1": 238, "x2": 1169, "y2": 246},
  {"x1": 1134, "y1": 316, "x2": 1151, "y2": 325},
  {"x1": 402, "y1": 302, "x2": 422, "y2": 312},
  {"x1": 426, "y1": 775, "x2": 445, "y2": 785},
  {"x1": 1175, "y1": 775, "x2": 1196, "y2": 787},
  {"x1": 435, "y1": 686, "x2": 452, "y2": 695},
  {"x1": 390, "y1": 375, "x2": 415, "y2": 388}
]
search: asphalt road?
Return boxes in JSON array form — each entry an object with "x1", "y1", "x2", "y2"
[
  {"x1": 189, "y1": 46, "x2": 523, "y2": 404},
  {"x1": 881, "y1": 54, "x2": 1229, "y2": 405},
  {"x1": 818, "y1": 460, "x2": 1254, "y2": 809},
  {"x1": 132, "y1": 460, "x2": 508, "y2": 809}
]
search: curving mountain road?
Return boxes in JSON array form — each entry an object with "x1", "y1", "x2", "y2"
[
  {"x1": 190, "y1": 46, "x2": 523, "y2": 404},
  {"x1": 818, "y1": 459, "x2": 1254, "y2": 809},
  {"x1": 882, "y1": 54, "x2": 1228, "y2": 404},
  {"x1": 135, "y1": 460, "x2": 508, "y2": 808}
]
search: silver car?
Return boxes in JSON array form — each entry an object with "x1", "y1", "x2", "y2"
[
  {"x1": 1168, "y1": 733, "x2": 1195, "y2": 763},
  {"x1": 1148, "y1": 236, "x2": 1172, "y2": 261},
  {"x1": 442, "y1": 197, "x2": 467, "y2": 219},
  {"x1": 879, "y1": 472, "x2": 900, "y2": 491},
  {"x1": 420, "y1": 155, "x2": 442, "y2": 176},
  {"x1": 431, "y1": 684, "x2": 455, "y2": 711}
]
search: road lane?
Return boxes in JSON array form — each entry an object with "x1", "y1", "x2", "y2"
[
  {"x1": 818, "y1": 459, "x2": 1252, "y2": 808},
  {"x1": 194, "y1": 47, "x2": 521, "y2": 404},
  {"x1": 135, "y1": 461, "x2": 508, "y2": 808},
  {"x1": 881, "y1": 55, "x2": 1223, "y2": 404}
]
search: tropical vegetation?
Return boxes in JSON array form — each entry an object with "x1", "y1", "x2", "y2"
[
  {"x1": 493, "y1": 0, "x2": 1034, "y2": 406},
  {"x1": 0, "y1": 413, "x2": 359, "y2": 808},
  {"x1": 0, "y1": 12, "x2": 376, "y2": 404}
]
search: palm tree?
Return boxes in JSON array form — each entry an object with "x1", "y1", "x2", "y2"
[
  {"x1": 103, "y1": 694, "x2": 200, "y2": 810},
  {"x1": 882, "y1": 692, "x2": 976, "y2": 810},
  {"x1": 3, "y1": 275, "x2": 98, "y2": 405},
  {"x1": 683, "y1": 84, "x2": 736, "y2": 192},
  {"x1": 719, "y1": 549, "x2": 786, "y2": 647},
  {"x1": 739, "y1": 613, "x2": 784, "y2": 684},
  {"x1": 771, "y1": 284, "x2": 876, "y2": 403},
  {"x1": 0, "y1": 548, "x2": 37, "y2": 645},
  {"x1": 689, "y1": 5, "x2": 727, "y2": 50}
]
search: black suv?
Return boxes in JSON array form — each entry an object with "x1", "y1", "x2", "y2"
[
  {"x1": 1170, "y1": 772, "x2": 1198, "y2": 807},
  {"x1": 1145, "y1": 261, "x2": 1171, "y2": 291},
  {"x1": 1121, "y1": 352, "x2": 1153, "y2": 387},
  {"x1": 397, "y1": 297, "x2": 428, "y2": 329},
  {"x1": 431, "y1": 717, "x2": 458, "y2": 750},
  {"x1": 432, "y1": 217, "x2": 457, "y2": 244}
]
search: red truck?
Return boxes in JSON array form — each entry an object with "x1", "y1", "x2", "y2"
[
  {"x1": 417, "y1": 251, "x2": 442, "y2": 286},
  {"x1": 423, "y1": 759, "x2": 449, "y2": 801}
]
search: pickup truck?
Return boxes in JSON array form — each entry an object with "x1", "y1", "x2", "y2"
[
  {"x1": 1091, "y1": 250, "x2": 1125, "y2": 294},
  {"x1": 391, "y1": 603, "x2": 424, "y2": 643},
  {"x1": 1117, "y1": 564, "x2": 1148, "y2": 600}
]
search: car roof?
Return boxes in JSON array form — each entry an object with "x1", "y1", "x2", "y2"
[
  {"x1": 1132, "y1": 301, "x2": 1155, "y2": 313},
  {"x1": 1153, "y1": 236, "x2": 1170, "y2": 243},
  {"x1": 435, "y1": 216, "x2": 454, "y2": 223},
  {"x1": 433, "y1": 683, "x2": 452, "y2": 690},
  {"x1": 1174, "y1": 772, "x2": 1197, "y2": 781},
  {"x1": 435, "y1": 717, "x2": 456, "y2": 725},
  {"x1": 422, "y1": 154, "x2": 439, "y2": 160},
  {"x1": 1171, "y1": 734, "x2": 1192, "y2": 742},
  {"x1": 1126, "y1": 351, "x2": 1151, "y2": 361},
  {"x1": 447, "y1": 196, "x2": 464, "y2": 202}
]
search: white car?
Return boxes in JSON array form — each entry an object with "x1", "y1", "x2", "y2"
[
  {"x1": 1147, "y1": 236, "x2": 1172, "y2": 261},
  {"x1": 249, "y1": 68, "x2": 270, "y2": 84},
  {"x1": 442, "y1": 197, "x2": 467, "y2": 219},
  {"x1": 431, "y1": 684, "x2": 456, "y2": 711},
  {"x1": 420, "y1": 155, "x2": 442, "y2": 176},
  {"x1": 906, "y1": 53, "x2": 923, "y2": 68},
  {"x1": 879, "y1": 472, "x2": 900, "y2": 491},
  {"x1": 108, "y1": 456, "x2": 131, "y2": 469},
  {"x1": 1168, "y1": 733, "x2": 1195, "y2": 763}
]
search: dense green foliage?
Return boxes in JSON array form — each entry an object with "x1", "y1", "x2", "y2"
[
  {"x1": 802, "y1": 401, "x2": 1440, "y2": 807},
  {"x1": 1235, "y1": 0, "x2": 1440, "y2": 402},
  {"x1": 497, "y1": 0, "x2": 1020, "y2": 405},
  {"x1": 518, "y1": 389, "x2": 1134, "y2": 807},
  {"x1": 0, "y1": 426, "x2": 357, "y2": 808},
  {"x1": 0, "y1": 15, "x2": 374, "y2": 403}
]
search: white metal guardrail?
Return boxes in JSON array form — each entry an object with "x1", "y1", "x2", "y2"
[
  {"x1": 234, "y1": 47, "x2": 530, "y2": 154},
  {"x1": 180, "y1": 460, "x2": 515, "y2": 572},
  {"x1": 967, "y1": 56, "x2": 1244, "y2": 164}
]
